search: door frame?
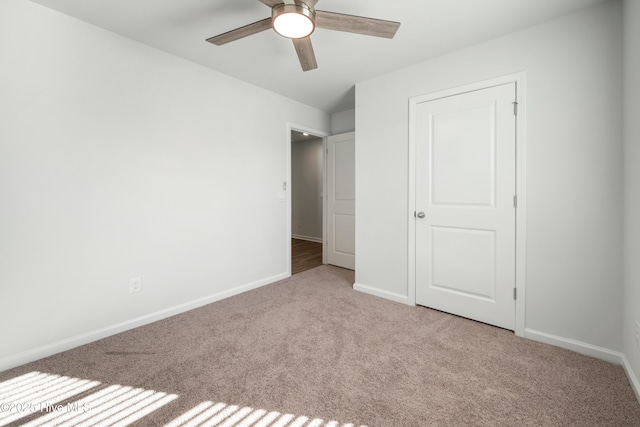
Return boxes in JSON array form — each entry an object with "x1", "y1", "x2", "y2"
[
  {"x1": 286, "y1": 123, "x2": 330, "y2": 277},
  {"x1": 407, "y1": 73, "x2": 527, "y2": 337}
]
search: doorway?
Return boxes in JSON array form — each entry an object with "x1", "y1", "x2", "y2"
[
  {"x1": 287, "y1": 126, "x2": 356, "y2": 275},
  {"x1": 290, "y1": 129, "x2": 324, "y2": 275}
]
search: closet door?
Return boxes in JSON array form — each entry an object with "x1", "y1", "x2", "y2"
[{"x1": 414, "y1": 83, "x2": 516, "y2": 330}]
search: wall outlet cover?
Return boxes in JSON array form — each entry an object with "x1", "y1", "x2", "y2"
[{"x1": 130, "y1": 277, "x2": 142, "y2": 293}]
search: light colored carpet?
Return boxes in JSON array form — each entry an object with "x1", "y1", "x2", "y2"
[{"x1": 1, "y1": 265, "x2": 639, "y2": 426}]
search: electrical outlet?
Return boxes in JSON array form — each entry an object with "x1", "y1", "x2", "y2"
[
  {"x1": 129, "y1": 277, "x2": 142, "y2": 293},
  {"x1": 635, "y1": 320, "x2": 640, "y2": 348}
]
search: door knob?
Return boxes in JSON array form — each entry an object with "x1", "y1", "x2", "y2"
[{"x1": 416, "y1": 211, "x2": 425, "y2": 219}]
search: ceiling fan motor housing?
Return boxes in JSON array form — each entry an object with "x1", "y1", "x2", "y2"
[{"x1": 272, "y1": 3, "x2": 316, "y2": 39}]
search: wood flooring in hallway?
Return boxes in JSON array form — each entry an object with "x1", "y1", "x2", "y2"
[{"x1": 291, "y1": 238, "x2": 323, "y2": 275}]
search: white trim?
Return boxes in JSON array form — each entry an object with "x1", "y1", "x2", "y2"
[
  {"x1": 322, "y1": 133, "x2": 328, "y2": 265},
  {"x1": 407, "y1": 72, "x2": 527, "y2": 337},
  {"x1": 514, "y1": 74, "x2": 527, "y2": 337},
  {"x1": 524, "y1": 328, "x2": 624, "y2": 365},
  {"x1": 353, "y1": 282, "x2": 411, "y2": 305},
  {"x1": 292, "y1": 234, "x2": 323, "y2": 243},
  {"x1": 0, "y1": 272, "x2": 288, "y2": 372},
  {"x1": 622, "y1": 354, "x2": 640, "y2": 403},
  {"x1": 407, "y1": 99, "x2": 417, "y2": 305},
  {"x1": 287, "y1": 123, "x2": 330, "y2": 275}
]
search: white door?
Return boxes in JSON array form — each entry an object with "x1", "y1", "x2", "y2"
[
  {"x1": 415, "y1": 83, "x2": 516, "y2": 330},
  {"x1": 326, "y1": 132, "x2": 355, "y2": 270}
]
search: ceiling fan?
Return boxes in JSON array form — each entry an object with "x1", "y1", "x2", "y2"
[{"x1": 206, "y1": 0, "x2": 401, "y2": 71}]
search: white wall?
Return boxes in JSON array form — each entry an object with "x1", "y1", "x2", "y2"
[
  {"x1": 291, "y1": 138, "x2": 323, "y2": 241},
  {"x1": 623, "y1": 0, "x2": 640, "y2": 396},
  {"x1": 355, "y1": 1, "x2": 623, "y2": 352},
  {"x1": 0, "y1": 0, "x2": 330, "y2": 369}
]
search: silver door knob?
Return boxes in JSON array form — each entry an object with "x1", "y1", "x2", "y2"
[{"x1": 416, "y1": 212, "x2": 425, "y2": 219}]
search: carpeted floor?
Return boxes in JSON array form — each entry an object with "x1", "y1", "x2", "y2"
[{"x1": 1, "y1": 265, "x2": 639, "y2": 426}]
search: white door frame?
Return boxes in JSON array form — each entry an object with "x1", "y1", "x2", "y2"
[
  {"x1": 407, "y1": 73, "x2": 527, "y2": 337},
  {"x1": 286, "y1": 123, "x2": 330, "y2": 277}
]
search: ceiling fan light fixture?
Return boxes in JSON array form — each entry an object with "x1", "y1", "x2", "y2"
[{"x1": 272, "y1": 4, "x2": 315, "y2": 39}]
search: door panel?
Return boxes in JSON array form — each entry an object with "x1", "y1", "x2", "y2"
[
  {"x1": 327, "y1": 132, "x2": 355, "y2": 270},
  {"x1": 415, "y1": 83, "x2": 516, "y2": 330},
  {"x1": 431, "y1": 104, "x2": 496, "y2": 207},
  {"x1": 333, "y1": 141, "x2": 355, "y2": 201},
  {"x1": 431, "y1": 227, "x2": 496, "y2": 300}
]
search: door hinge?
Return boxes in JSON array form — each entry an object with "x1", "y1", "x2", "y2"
[
  {"x1": 513, "y1": 195, "x2": 517, "y2": 208},
  {"x1": 513, "y1": 101, "x2": 518, "y2": 116},
  {"x1": 514, "y1": 288, "x2": 517, "y2": 300}
]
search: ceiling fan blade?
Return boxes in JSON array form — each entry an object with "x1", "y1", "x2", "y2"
[
  {"x1": 293, "y1": 37, "x2": 318, "y2": 71},
  {"x1": 258, "y1": 0, "x2": 281, "y2": 7},
  {"x1": 315, "y1": 10, "x2": 400, "y2": 39},
  {"x1": 206, "y1": 18, "x2": 272, "y2": 45}
]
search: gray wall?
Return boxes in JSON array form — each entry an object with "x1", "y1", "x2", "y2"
[
  {"x1": 331, "y1": 109, "x2": 355, "y2": 134},
  {"x1": 355, "y1": 1, "x2": 623, "y2": 352},
  {"x1": 0, "y1": 0, "x2": 330, "y2": 369},
  {"x1": 623, "y1": 0, "x2": 640, "y2": 394}
]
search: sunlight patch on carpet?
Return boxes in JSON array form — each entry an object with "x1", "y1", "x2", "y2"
[
  {"x1": 165, "y1": 400, "x2": 365, "y2": 427},
  {"x1": 1, "y1": 372, "x2": 363, "y2": 426},
  {"x1": 0, "y1": 371, "x2": 100, "y2": 426},
  {"x1": 0, "y1": 372, "x2": 177, "y2": 427}
]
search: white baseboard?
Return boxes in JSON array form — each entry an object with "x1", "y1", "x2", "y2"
[
  {"x1": 524, "y1": 328, "x2": 624, "y2": 364},
  {"x1": 622, "y1": 354, "x2": 640, "y2": 403},
  {"x1": 0, "y1": 272, "x2": 289, "y2": 372},
  {"x1": 291, "y1": 234, "x2": 323, "y2": 243},
  {"x1": 353, "y1": 282, "x2": 411, "y2": 305}
]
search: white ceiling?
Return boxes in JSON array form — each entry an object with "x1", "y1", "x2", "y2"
[{"x1": 30, "y1": 0, "x2": 606, "y2": 113}]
